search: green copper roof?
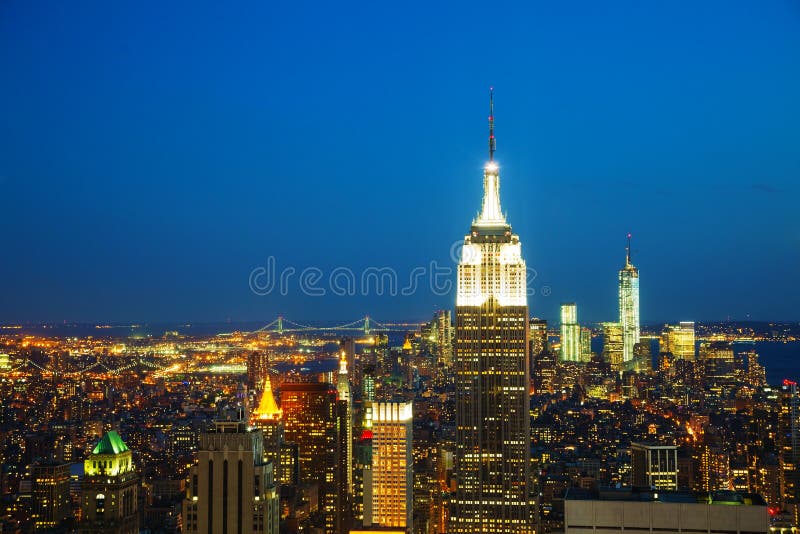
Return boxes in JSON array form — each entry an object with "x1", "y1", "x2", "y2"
[{"x1": 91, "y1": 431, "x2": 129, "y2": 455}]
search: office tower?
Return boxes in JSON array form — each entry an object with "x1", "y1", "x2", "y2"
[
  {"x1": 560, "y1": 303, "x2": 581, "y2": 362},
  {"x1": 633, "y1": 342, "x2": 653, "y2": 373},
  {"x1": 251, "y1": 375, "x2": 283, "y2": 480},
  {"x1": 630, "y1": 442, "x2": 678, "y2": 490},
  {"x1": 452, "y1": 91, "x2": 533, "y2": 533},
  {"x1": 601, "y1": 322, "x2": 624, "y2": 370},
  {"x1": 619, "y1": 234, "x2": 640, "y2": 363},
  {"x1": 279, "y1": 442, "x2": 299, "y2": 487},
  {"x1": 337, "y1": 351, "x2": 354, "y2": 533},
  {"x1": 530, "y1": 318, "x2": 549, "y2": 385},
  {"x1": 355, "y1": 366, "x2": 377, "y2": 523},
  {"x1": 80, "y1": 431, "x2": 139, "y2": 534},
  {"x1": 29, "y1": 461, "x2": 71, "y2": 530},
  {"x1": 746, "y1": 351, "x2": 767, "y2": 389},
  {"x1": 660, "y1": 322, "x2": 696, "y2": 361},
  {"x1": 364, "y1": 402, "x2": 413, "y2": 531},
  {"x1": 281, "y1": 382, "x2": 339, "y2": 533},
  {"x1": 780, "y1": 380, "x2": 800, "y2": 508},
  {"x1": 530, "y1": 318, "x2": 548, "y2": 358},
  {"x1": 580, "y1": 327, "x2": 592, "y2": 362},
  {"x1": 532, "y1": 350, "x2": 557, "y2": 395},
  {"x1": 372, "y1": 334, "x2": 391, "y2": 377},
  {"x1": 183, "y1": 419, "x2": 279, "y2": 534},
  {"x1": 699, "y1": 341, "x2": 736, "y2": 394},
  {"x1": 436, "y1": 310, "x2": 454, "y2": 368},
  {"x1": 248, "y1": 351, "x2": 271, "y2": 389}
]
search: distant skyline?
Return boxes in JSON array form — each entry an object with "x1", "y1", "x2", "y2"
[{"x1": 1, "y1": 1, "x2": 799, "y2": 324}]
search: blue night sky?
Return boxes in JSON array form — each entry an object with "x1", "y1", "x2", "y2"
[{"x1": 1, "y1": 1, "x2": 799, "y2": 325}]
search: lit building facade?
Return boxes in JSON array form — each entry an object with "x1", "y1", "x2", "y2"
[
  {"x1": 452, "y1": 92, "x2": 533, "y2": 534},
  {"x1": 661, "y1": 322, "x2": 695, "y2": 361},
  {"x1": 619, "y1": 235, "x2": 640, "y2": 363},
  {"x1": 183, "y1": 419, "x2": 279, "y2": 534},
  {"x1": 281, "y1": 382, "x2": 339, "y2": 533},
  {"x1": 780, "y1": 380, "x2": 800, "y2": 508},
  {"x1": 29, "y1": 461, "x2": 71, "y2": 530},
  {"x1": 79, "y1": 431, "x2": 139, "y2": 534},
  {"x1": 601, "y1": 322, "x2": 624, "y2": 370},
  {"x1": 365, "y1": 401, "x2": 413, "y2": 531},
  {"x1": 337, "y1": 351, "x2": 354, "y2": 533},
  {"x1": 560, "y1": 303, "x2": 581, "y2": 362},
  {"x1": 631, "y1": 442, "x2": 678, "y2": 490},
  {"x1": 251, "y1": 375, "x2": 283, "y2": 481}
]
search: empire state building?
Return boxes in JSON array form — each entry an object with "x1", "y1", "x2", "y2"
[{"x1": 451, "y1": 92, "x2": 534, "y2": 534}]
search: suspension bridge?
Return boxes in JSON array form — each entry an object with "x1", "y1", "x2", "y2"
[
  {"x1": 249, "y1": 316, "x2": 422, "y2": 335},
  {"x1": 6, "y1": 355, "x2": 174, "y2": 377}
]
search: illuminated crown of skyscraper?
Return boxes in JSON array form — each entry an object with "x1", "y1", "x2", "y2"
[{"x1": 253, "y1": 375, "x2": 282, "y2": 421}]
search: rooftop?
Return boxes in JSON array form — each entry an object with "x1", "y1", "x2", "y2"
[
  {"x1": 91, "y1": 431, "x2": 130, "y2": 455},
  {"x1": 565, "y1": 487, "x2": 767, "y2": 506}
]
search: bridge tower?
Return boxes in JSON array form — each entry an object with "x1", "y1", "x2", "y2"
[
  {"x1": 277, "y1": 316, "x2": 284, "y2": 335},
  {"x1": 364, "y1": 316, "x2": 371, "y2": 335}
]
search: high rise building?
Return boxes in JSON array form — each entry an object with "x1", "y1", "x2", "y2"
[
  {"x1": 183, "y1": 419, "x2": 279, "y2": 534},
  {"x1": 337, "y1": 351, "x2": 354, "y2": 533},
  {"x1": 530, "y1": 318, "x2": 548, "y2": 358},
  {"x1": 29, "y1": 461, "x2": 71, "y2": 530},
  {"x1": 248, "y1": 351, "x2": 271, "y2": 389},
  {"x1": 364, "y1": 401, "x2": 413, "y2": 531},
  {"x1": 630, "y1": 442, "x2": 678, "y2": 490},
  {"x1": 699, "y1": 341, "x2": 736, "y2": 395},
  {"x1": 251, "y1": 375, "x2": 283, "y2": 481},
  {"x1": 435, "y1": 310, "x2": 454, "y2": 369},
  {"x1": 281, "y1": 382, "x2": 339, "y2": 533},
  {"x1": 355, "y1": 367, "x2": 376, "y2": 524},
  {"x1": 601, "y1": 322, "x2": 624, "y2": 370},
  {"x1": 79, "y1": 431, "x2": 139, "y2": 534},
  {"x1": 580, "y1": 327, "x2": 592, "y2": 362},
  {"x1": 560, "y1": 303, "x2": 581, "y2": 362},
  {"x1": 619, "y1": 234, "x2": 640, "y2": 363},
  {"x1": 660, "y1": 322, "x2": 695, "y2": 361},
  {"x1": 451, "y1": 91, "x2": 533, "y2": 533},
  {"x1": 780, "y1": 380, "x2": 800, "y2": 508}
]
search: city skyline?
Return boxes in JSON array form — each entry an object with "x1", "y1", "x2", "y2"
[{"x1": 1, "y1": 1, "x2": 799, "y2": 324}]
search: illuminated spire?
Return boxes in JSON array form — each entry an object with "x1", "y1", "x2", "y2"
[
  {"x1": 475, "y1": 88, "x2": 506, "y2": 227},
  {"x1": 626, "y1": 233, "x2": 631, "y2": 266},
  {"x1": 253, "y1": 375, "x2": 281, "y2": 421},
  {"x1": 488, "y1": 87, "x2": 496, "y2": 161}
]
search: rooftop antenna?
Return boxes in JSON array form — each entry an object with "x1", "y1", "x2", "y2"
[
  {"x1": 626, "y1": 233, "x2": 632, "y2": 265},
  {"x1": 488, "y1": 87, "x2": 496, "y2": 161}
]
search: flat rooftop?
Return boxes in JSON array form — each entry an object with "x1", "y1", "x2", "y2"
[{"x1": 565, "y1": 487, "x2": 767, "y2": 506}]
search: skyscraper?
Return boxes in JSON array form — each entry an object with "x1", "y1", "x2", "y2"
[
  {"x1": 780, "y1": 380, "x2": 800, "y2": 508},
  {"x1": 80, "y1": 431, "x2": 139, "y2": 534},
  {"x1": 281, "y1": 382, "x2": 340, "y2": 533},
  {"x1": 337, "y1": 351, "x2": 354, "y2": 533},
  {"x1": 29, "y1": 461, "x2": 71, "y2": 531},
  {"x1": 452, "y1": 91, "x2": 533, "y2": 534},
  {"x1": 619, "y1": 234, "x2": 640, "y2": 363},
  {"x1": 251, "y1": 375, "x2": 283, "y2": 481},
  {"x1": 364, "y1": 401, "x2": 413, "y2": 531},
  {"x1": 183, "y1": 419, "x2": 279, "y2": 534},
  {"x1": 560, "y1": 303, "x2": 581, "y2": 362},
  {"x1": 601, "y1": 322, "x2": 624, "y2": 370},
  {"x1": 661, "y1": 322, "x2": 696, "y2": 361}
]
